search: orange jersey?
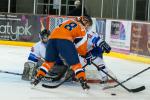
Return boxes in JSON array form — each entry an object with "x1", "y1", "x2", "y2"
[{"x1": 49, "y1": 20, "x2": 87, "y2": 56}]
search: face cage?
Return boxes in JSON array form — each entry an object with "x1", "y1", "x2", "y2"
[{"x1": 39, "y1": 34, "x2": 48, "y2": 40}]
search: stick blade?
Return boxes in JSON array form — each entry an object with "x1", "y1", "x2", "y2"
[{"x1": 130, "y1": 86, "x2": 145, "y2": 93}]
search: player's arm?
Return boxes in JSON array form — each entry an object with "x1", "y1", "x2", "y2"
[
  {"x1": 28, "y1": 46, "x2": 40, "y2": 63},
  {"x1": 74, "y1": 24, "x2": 88, "y2": 56},
  {"x1": 74, "y1": 35, "x2": 88, "y2": 56},
  {"x1": 91, "y1": 33, "x2": 111, "y2": 53},
  {"x1": 73, "y1": 25, "x2": 93, "y2": 65},
  {"x1": 99, "y1": 41, "x2": 111, "y2": 53},
  {"x1": 40, "y1": 18, "x2": 45, "y2": 31}
]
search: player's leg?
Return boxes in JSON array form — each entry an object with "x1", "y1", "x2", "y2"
[
  {"x1": 22, "y1": 61, "x2": 37, "y2": 81},
  {"x1": 92, "y1": 57, "x2": 108, "y2": 82},
  {"x1": 31, "y1": 39, "x2": 58, "y2": 86},
  {"x1": 93, "y1": 57, "x2": 117, "y2": 83},
  {"x1": 57, "y1": 39, "x2": 89, "y2": 90}
]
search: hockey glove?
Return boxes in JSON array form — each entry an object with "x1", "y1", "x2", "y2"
[
  {"x1": 90, "y1": 47, "x2": 103, "y2": 58},
  {"x1": 99, "y1": 41, "x2": 111, "y2": 53}
]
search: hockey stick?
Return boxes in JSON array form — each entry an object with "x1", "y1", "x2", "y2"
[
  {"x1": 103, "y1": 67, "x2": 150, "y2": 90},
  {"x1": 82, "y1": 57, "x2": 117, "y2": 83},
  {"x1": 0, "y1": 70, "x2": 22, "y2": 76},
  {"x1": 42, "y1": 64, "x2": 88, "y2": 89},
  {"x1": 91, "y1": 62, "x2": 145, "y2": 93}
]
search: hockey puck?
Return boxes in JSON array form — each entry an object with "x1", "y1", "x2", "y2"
[{"x1": 111, "y1": 93, "x2": 116, "y2": 96}]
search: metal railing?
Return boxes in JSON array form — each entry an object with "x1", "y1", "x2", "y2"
[{"x1": 1, "y1": 0, "x2": 150, "y2": 21}]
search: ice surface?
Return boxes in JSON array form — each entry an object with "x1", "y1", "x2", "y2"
[{"x1": 0, "y1": 45, "x2": 149, "y2": 100}]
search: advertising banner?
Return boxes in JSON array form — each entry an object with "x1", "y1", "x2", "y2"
[
  {"x1": 130, "y1": 22, "x2": 150, "y2": 57},
  {"x1": 96, "y1": 19, "x2": 106, "y2": 40},
  {"x1": 105, "y1": 19, "x2": 132, "y2": 54},
  {"x1": 0, "y1": 14, "x2": 43, "y2": 42}
]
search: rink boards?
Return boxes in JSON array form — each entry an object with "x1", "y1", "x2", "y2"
[{"x1": 0, "y1": 40, "x2": 150, "y2": 64}]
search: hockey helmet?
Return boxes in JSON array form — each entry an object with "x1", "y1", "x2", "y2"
[
  {"x1": 76, "y1": 16, "x2": 93, "y2": 29},
  {"x1": 39, "y1": 29, "x2": 50, "y2": 43}
]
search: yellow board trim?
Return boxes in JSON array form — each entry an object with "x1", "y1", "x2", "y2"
[
  {"x1": 0, "y1": 40, "x2": 150, "y2": 64},
  {"x1": 0, "y1": 40, "x2": 35, "y2": 47},
  {"x1": 104, "y1": 52, "x2": 150, "y2": 64}
]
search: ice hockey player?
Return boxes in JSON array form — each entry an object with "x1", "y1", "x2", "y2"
[
  {"x1": 82, "y1": 31, "x2": 114, "y2": 83},
  {"x1": 31, "y1": 16, "x2": 93, "y2": 90},
  {"x1": 22, "y1": 18, "x2": 69, "y2": 81},
  {"x1": 21, "y1": 29, "x2": 49, "y2": 81},
  {"x1": 46, "y1": 31, "x2": 115, "y2": 84},
  {"x1": 22, "y1": 28, "x2": 68, "y2": 81}
]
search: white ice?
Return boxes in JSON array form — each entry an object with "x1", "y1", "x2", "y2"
[{"x1": 0, "y1": 45, "x2": 150, "y2": 100}]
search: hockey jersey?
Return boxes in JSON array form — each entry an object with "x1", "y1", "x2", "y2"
[
  {"x1": 28, "y1": 41, "x2": 46, "y2": 63},
  {"x1": 87, "y1": 31, "x2": 103, "y2": 51},
  {"x1": 49, "y1": 19, "x2": 88, "y2": 56}
]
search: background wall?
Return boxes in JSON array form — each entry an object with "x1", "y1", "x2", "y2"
[
  {"x1": 1, "y1": 0, "x2": 150, "y2": 21},
  {"x1": 16, "y1": 0, "x2": 34, "y2": 13},
  {"x1": 85, "y1": 0, "x2": 134, "y2": 20}
]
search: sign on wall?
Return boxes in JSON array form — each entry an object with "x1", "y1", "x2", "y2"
[
  {"x1": 96, "y1": 19, "x2": 106, "y2": 40},
  {"x1": 105, "y1": 20, "x2": 132, "y2": 54},
  {"x1": 130, "y1": 22, "x2": 150, "y2": 57},
  {"x1": 0, "y1": 14, "x2": 43, "y2": 42}
]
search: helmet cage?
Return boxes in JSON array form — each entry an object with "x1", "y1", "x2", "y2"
[{"x1": 39, "y1": 29, "x2": 50, "y2": 42}]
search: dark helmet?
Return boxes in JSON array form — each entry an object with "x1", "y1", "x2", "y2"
[
  {"x1": 82, "y1": 16, "x2": 93, "y2": 26},
  {"x1": 39, "y1": 29, "x2": 50, "y2": 43},
  {"x1": 76, "y1": 15, "x2": 93, "y2": 27}
]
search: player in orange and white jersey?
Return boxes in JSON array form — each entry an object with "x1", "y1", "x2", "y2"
[
  {"x1": 80, "y1": 31, "x2": 116, "y2": 83},
  {"x1": 31, "y1": 16, "x2": 93, "y2": 90}
]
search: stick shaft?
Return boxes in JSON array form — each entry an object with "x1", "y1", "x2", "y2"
[
  {"x1": 114, "y1": 67, "x2": 150, "y2": 87},
  {"x1": 0, "y1": 70, "x2": 22, "y2": 75}
]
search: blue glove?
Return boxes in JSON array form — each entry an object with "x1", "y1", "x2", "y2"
[
  {"x1": 90, "y1": 47, "x2": 103, "y2": 58},
  {"x1": 85, "y1": 52, "x2": 92, "y2": 65},
  {"x1": 99, "y1": 41, "x2": 111, "y2": 53},
  {"x1": 28, "y1": 53, "x2": 38, "y2": 62}
]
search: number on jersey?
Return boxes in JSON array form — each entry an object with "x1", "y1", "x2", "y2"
[{"x1": 64, "y1": 22, "x2": 77, "y2": 31}]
